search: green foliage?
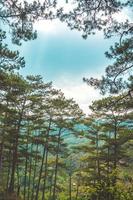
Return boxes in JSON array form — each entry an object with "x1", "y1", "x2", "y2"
[
  {"x1": 0, "y1": 1, "x2": 133, "y2": 200},
  {"x1": 0, "y1": 0, "x2": 57, "y2": 45}
]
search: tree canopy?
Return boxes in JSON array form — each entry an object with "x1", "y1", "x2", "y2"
[{"x1": 0, "y1": 0, "x2": 133, "y2": 200}]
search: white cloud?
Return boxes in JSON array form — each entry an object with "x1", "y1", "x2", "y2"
[
  {"x1": 53, "y1": 74, "x2": 102, "y2": 115},
  {"x1": 34, "y1": 20, "x2": 59, "y2": 34},
  {"x1": 113, "y1": 8, "x2": 132, "y2": 23}
]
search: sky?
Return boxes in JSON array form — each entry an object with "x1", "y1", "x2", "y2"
[
  {"x1": 17, "y1": 19, "x2": 112, "y2": 113},
  {"x1": 6, "y1": 1, "x2": 131, "y2": 114}
]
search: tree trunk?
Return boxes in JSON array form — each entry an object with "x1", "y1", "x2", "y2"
[
  {"x1": 6, "y1": 149, "x2": 11, "y2": 191},
  {"x1": 17, "y1": 164, "x2": 20, "y2": 197},
  {"x1": 27, "y1": 144, "x2": 33, "y2": 200},
  {"x1": 42, "y1": 147, "x2": 49, "y2": 200},
  {"x1": 8, "y1": 99, "x2": 26, "y2": 193},
  {"x1": 31, "y1": 142, "x2": 39, "y2": 200},
  {"x1": 69, "y1": 174, "x2": 72, "y2": 200},
  {"x1": 48, "y1": 170, "x2": 54, "y2": 200},
  {"x1": 52, "y1": 128, "x2": 62, "y2": 200},
  {"x1": 35, "y1": 119, "x2": 52, "y2": 200},
  {"x1": 35, "y1": 142, "x2": 46, "y2": 200},
  {"x1": 23, "y1": 135, "x2": 29, "y2": 200}
]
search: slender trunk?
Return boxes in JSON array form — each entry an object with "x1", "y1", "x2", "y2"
[
  {"x1": 17, "y1": 164, "x2": 20, "y2": 197},
  {"x1": 27, "y1": 144, "x2": 33, "y2": 200},
  {"x1": 0, "y1": 101, "x2": 9, "y2": 172},
  {"x1": 6, "y1": 149, "x2": 11, "y2": 191},
  {"x1": 69, "y1": 174, "x2": 72, "y2": 200},
  {"x1": 52, "y1": 128, "x2": 62, "y2": 200},
  {"x1": 107, "y1": 132, "x2": 111, "y2": 200},
  {"x1": 96, "y1": 131, "x2": 100, "y2": 179},
  {"x1": 95, "y1": 130, "x2": 101, "y2": 200},
  {"x1": 31, "y1": 142, "x2": 39, "y2": 200},
  {"x1": 35, "y1": 143, "x2": 46, "y2": 200},
  {"x1": 112, "y1": 120, "x2": 118, "y2": 200},
  {"x1": 0, "y1": 101, "x2": 9, "y2": 191},
  {"x1": 35, "y1": 119, "x2": 52, "y2": 200},
  {"x1": 8, "y1": 126, "x2": 19, "y2": 193},
  {"x1": 114, "y1": 120, "x2": 117, "y2": 171},
  {"x1": 0, "y1": 141, "x2": 4, "y2": 171},
  {"x1": 107, "y1": 132, "x2": 110, "y2": 176},
  {"x1": 8, "y1": 99, "x2": 26, "y2": 192},
  {"x1": 24, "y1": 137, "x2": 29, "y2": 199},
  {"x1": 42, "y1": 148, "x2": 49, "y2": 200},
  {"x1": 48, "y1": 170, "x2": 54, "y2": 200}
]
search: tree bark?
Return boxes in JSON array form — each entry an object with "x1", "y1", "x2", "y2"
[
  {"x1": 52, "y1": 128, "x2": 62, "y2": 200},
  {"x1": 35, "y1": 119, "x2": 52, "y2": 200},
  {"x1": 69, "y1": 174, "x2": 72, "y2": 200}
]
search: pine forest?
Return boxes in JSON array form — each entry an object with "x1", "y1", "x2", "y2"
[{"x1": 0, "y1": 0, "x2": 133, "y2": 200}]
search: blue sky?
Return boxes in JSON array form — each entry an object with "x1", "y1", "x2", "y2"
[
  {"x1": 6, "y1": 1, "x2": 131, "y2": 114},
  {"x1": 19, "y1": 23, "x2": 113, "y2": 78},
  {"x1": 16, "y1": 19, "x2": 114, "y2": 114}
]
